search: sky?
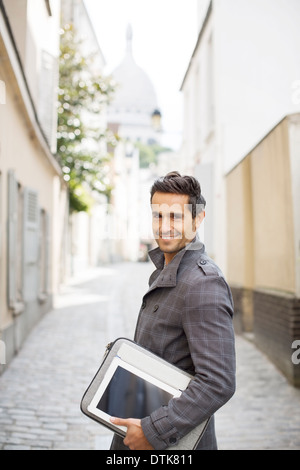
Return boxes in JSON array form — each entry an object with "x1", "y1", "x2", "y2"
[{"x1": 83, "y1": 0, "x2": 198, "y2": 150}]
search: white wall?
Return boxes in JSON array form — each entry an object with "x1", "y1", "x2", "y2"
[
  {"x1": 181, "y1": 0, "x2": 300, "y2": 272},
  {"x1": 214, "y1": 0, "x2": 300, "y2": 172}
]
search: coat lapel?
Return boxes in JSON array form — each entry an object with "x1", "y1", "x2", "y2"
[{"x1": 145, "y1": 236, "x2": 205, "y2": 295}]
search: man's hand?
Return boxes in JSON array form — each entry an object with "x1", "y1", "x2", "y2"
[{"x1": 110, "y1": 417, "x2": 154, "y2": 450}]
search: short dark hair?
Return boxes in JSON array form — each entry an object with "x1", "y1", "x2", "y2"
[{"x1": 150, "y1": 171, "x2": 206, "y2": 218}]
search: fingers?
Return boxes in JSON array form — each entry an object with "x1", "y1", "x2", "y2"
[
  {"x1": 110, "y1": 416, "x2": 130, "y2": 427},
  {"x1": 110, "y1": 417, "x2": 131, "y2": 449},
  {"x1": 110, "y1": 417, "x2": 152, "y2": 450}
]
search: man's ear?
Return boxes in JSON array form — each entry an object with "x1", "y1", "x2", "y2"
[{"x1": 195, "y1": 211, "x2": 205, "y2": 229}]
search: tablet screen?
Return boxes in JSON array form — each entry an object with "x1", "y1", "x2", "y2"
[{"x1": 96, "y1": 365, "x2": 173, "y2": 419}]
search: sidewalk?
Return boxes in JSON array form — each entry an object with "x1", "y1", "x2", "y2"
[{"x1": 0, "y1": 262, "x2": 299, "y2": 450}]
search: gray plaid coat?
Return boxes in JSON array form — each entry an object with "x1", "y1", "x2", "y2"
[{"x1": 110, "y1": 237, "x2": 236, "y2": 450}]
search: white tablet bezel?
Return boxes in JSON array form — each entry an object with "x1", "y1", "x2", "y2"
[{"x1": 87, "y1": 355, "x2": 182, "y2": 436}]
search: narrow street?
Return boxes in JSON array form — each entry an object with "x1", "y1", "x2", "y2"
[{"x1": 0, "y1": 262, "x2": 299, "y2": 450}]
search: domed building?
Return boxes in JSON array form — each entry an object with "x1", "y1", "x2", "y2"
[
  {"x1": 107, "y1": 25, "x2": 162, "y2": 145},
  {"x1": 106, "y1": 26, "x2": 162, "y2": 263}
]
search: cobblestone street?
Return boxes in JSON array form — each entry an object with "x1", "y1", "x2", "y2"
[{"x1": 0, "y1": 262, "x2": 300, "y2": 450}]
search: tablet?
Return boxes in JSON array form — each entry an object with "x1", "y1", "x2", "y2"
[
  {"x1": 87, "y1": 356, "x2": 181, "y2": 436},
  {"x1": 81, "y1": 338, "x2": 210, "y2": 449}
]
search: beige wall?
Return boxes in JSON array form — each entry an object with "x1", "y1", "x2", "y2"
[
  {"x1": 2, "y1": 0, "x2": 28, "y2": 65},
  {"x1": 0, "y1": 78, "x2": 57, "y2": 205},
  {"x1": 227, "y1": 155, "x2": 254, "y2": 289},
  {"x1": 250, "y1": 119, "x2": 295, "y2": 292},
  {"x1": 227, "y1": 116, "x2": 296, "y2": 294},
  {"x1": 0, "y1": 65, "x2": 64, "y2": 330},
  {"x1": 0, "y1": 5, "x2": 67, "y2": 339}
]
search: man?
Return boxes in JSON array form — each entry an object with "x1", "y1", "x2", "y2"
[{"x1": 110, "y1": 171, "x2": 236, "y2": 450}]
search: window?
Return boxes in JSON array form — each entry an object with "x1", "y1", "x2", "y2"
[
  {"x1": 23, "y1": 187, "x2": 40, "y2": 302},
  {"x1": 38, "y1": 209, "x2": 49, "y2": 302},
  {"x1": 7, "y1": 172, "x2": 49, "y2": 308},
  {"x1": 0, "y1": 171, "x2": 1, "y2": 246},
  {"x1": 7, "y1": 171, "x2": 24, "y2": 314}
]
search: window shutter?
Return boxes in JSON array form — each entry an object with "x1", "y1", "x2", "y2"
[
  {"x1": 0, "y1": 172, "x2": 2, "y2": 278},
  {"x1": 23, "y1": 187, "x2": 40, "y2": 302},
  {"x1": 38, "y1": 209, "x2": 50, "y2": 299},
  {"x1": 7, "y1": 170, "x2": 18, "y2": 308},
  {"x1": 0, "y1": 340, "x2": 6, "y2": 365},
  {"x1": 44, "y1": 211, "x2": 50, "y2": 293}
]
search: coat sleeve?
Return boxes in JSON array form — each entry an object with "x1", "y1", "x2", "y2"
[{"x1": 141, "y1": 274, "x2": 236, "y2": 450}]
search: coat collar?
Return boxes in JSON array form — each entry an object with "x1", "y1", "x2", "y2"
[{"x1": 148, "y1": 236, "x2": 205, "y2": 289}]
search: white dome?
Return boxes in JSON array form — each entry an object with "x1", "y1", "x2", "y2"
[
  {"x1": 110, "y1": 55, "x2": 158, "y2": 116},
  {"x1": 108, "y1": 25, "x2": 158, "y2": 120}
]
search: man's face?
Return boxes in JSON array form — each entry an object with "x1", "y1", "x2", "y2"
[{"x1": 151, "y1": 192, "x2": 204, "y2": 258}]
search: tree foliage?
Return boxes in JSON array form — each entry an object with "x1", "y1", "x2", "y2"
[
  {"x1": 57, "y1": 24, "x2": 116, "y2": 212},
  {"x1": 135, "y1": 141, "x2": 172, "y2": 168}
]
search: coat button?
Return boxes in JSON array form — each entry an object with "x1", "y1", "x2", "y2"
[
  {"x1": 153, "y1": 305, "x2": 159, "y2": 312},
  {"x1": 200, "y1": 260, "x2": 207, "y2": 265},
  {"x1": 169, "y1": 437, "x2": 177, "y2": 445}
]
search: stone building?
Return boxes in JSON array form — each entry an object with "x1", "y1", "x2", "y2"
[
  {"x1": 180, "y1": 0, "x2": 300, "y2": 271},
  {"x1": 107, "y1": 26, "x2": 162, "y2": 262},
  {"x1": 60, "y1": 0, "x2": 110, "y2": 270},
  {"x1": 107, "y1": 24, "x2": 161, "y2": 146},
  {"x1": 226, "y1": 114, "x2": 300, "y2": 387},
  {"x1": 180, "y1": 0, "x2": 300, "y2": 385},
  {"x1": 0, "y1": 0, "x2": 68, "y2": 371}
]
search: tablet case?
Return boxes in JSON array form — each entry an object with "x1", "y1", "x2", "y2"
[{"x1": 80, "y1": 338, "x2": 210, "y2": 450}]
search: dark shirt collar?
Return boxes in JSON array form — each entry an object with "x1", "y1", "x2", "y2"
[{"x1": 149, "y1": 235, "x2": 205, "y2": 272}]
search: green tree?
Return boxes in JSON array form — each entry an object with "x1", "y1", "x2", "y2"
[
  {"x1": 135, "y1": 141, "x2": 172, "y2": 168},
  {"x1": 57, "y1": 24, "x2": 116, "y2": 212}
]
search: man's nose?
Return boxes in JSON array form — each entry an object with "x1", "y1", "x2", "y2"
[{"x1": 161, "y1": 216, "x2": 171, "y2": 232}]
